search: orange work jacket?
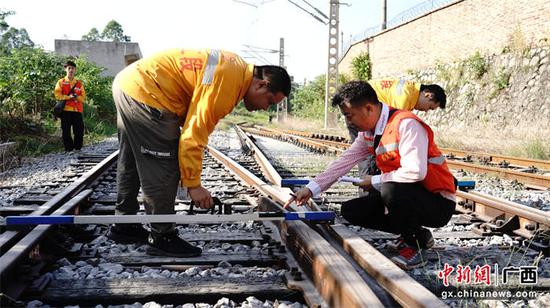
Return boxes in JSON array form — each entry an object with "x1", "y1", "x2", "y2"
[
  {"x1": 55, "y1": 78, "x2": 85, "y2": 113},
  {"x1": 375, "y1": 110, "x2": 456, "y2": 194}
]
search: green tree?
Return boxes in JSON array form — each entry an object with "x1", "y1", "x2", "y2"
[
  {"x1": 73, "y1": 57, "x2": 115, "y2": 121},
  {"x1": 0, "y1": 49, "x2": 115, "y2": 144},
  {"x1": 82, "y1": 27, "x2": 101, "y2": 41},
  {"x1": 101, "y1": 20, "x2": 125, "y2": 42},
  {"x1": 0, "y1": 47, "x2": 62, "y2": 116},
  {"x1": 0, "y1": 10, "x2": 34, "y2": 56},
  {"x1": 289, "y1": 74, "x2": 349, "y2": 119},
  {"x1": 351, "y1": 52, "x2": 371, "y2": 81},
  {"x1": 0, "y1": 10, "x2": 11, "y2": 32}
]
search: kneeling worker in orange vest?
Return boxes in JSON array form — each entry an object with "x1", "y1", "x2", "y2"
[
  {"x1": 347, "y1": 79, "x2": 447, "y2": 195},
  {"x1": 110, "y1": 49, "x2": 291, "y2": 257},
  {"x1": 286, "y1": 81, "x2": 455, "y2": 270}
]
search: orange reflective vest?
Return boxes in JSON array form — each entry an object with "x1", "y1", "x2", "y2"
[
  {"x1": 375, "y1": 109, "x2": 456, "y2": 194},
  {"x1": 60, "y1": 79, "x2": 83, "y2": 113}
]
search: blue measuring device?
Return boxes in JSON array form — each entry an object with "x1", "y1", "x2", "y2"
[
  {"x1": 5, "y1": 211, "x2": 336, "y2": 226},
  {"x1": 283, "y1": 178, "x2": 476, "y2": 191}
]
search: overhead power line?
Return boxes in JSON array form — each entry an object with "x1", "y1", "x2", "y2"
[
  {"x1": 242, "y1": 44, "x2": 279, "y2": 53},
  {"x1": 300, "y1": 0, "x2": 329, "y2": 20},
  {"x1": 232, "y1": 0, "x2": 275, "y2": 8},
  {"x1": 286, "y1": 0, "x2": 328, "y2": 24}
]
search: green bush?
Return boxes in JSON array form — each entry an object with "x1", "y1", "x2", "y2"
[
  {"x1": 467, "y1": 51, "x2": 487, "y2": 79},
  {"x1": 493, "y1": 68, "x2": 510, "y2": 90},
  {"x1": 351, "y1": 52, "x2": 371, "y2": 81},
  {"x1": 288, "y1": 74, "x2": 349, "y2": 120},
  {"x1": 0, "y1": 47, "x2": 115, "y2": 155},
  {"x1": 0, "y1": 47, "x2": 63, "y2": 116}
]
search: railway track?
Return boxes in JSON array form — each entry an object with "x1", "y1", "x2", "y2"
[
  {"x1": 1, "y1": 130, "x2": 549, "y2": 307},
  {"x1": 229, "y1": 125, "x2": 550, "y2": 306},
  {"x1": 244, "y1": 125, "x2": 550, "y2": 190},
  {"x1": 0, "y1": 140, "x2": 396, "y2": 307}
]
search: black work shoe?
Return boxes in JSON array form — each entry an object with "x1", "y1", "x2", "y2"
[
  {"x1": 108, "y1": 224, "x2": 149, "y2": 244},
  {"x1": 146, "y1": 231, "x2": 202, "y2": 257}
]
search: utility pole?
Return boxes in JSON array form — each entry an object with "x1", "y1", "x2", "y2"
[
  {"x1": 286, "y1": 0, "x2": 347, "y2": 128},
  {"x1": 279, "y1": 37, "x2": 288, "y2": 120},
  {"x1": 240, "y1": 41, "x2": 285, "y2": 121},
  {"x1": 324, "y1": 0, "x2": 339, "y2": 128},
  {"x1": 381, "y1": 0, "x2": 387, "y2": 30}
]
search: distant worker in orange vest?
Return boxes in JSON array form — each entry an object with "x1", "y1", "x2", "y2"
[
  {"x1": 110, "y1": 48, "x2": 291, "y2": 257},
  {"x1": 286, "y1": 81, "x2": 456, "y2": 270},
  {"x1": 54, "y1": 60, "x2": 86, "y2": 152},
  {"x1": 347, "y1": 78, "x2": 447, "y2": 195}
]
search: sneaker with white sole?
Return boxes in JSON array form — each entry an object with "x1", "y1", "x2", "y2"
[
  {"x1": 387, "y1": 236, "x2": 408, "y2": 251},
  {"x1": 389, "y1": 228, "x2": 434, "y2": 251},
  {"x1": 391, "y1": 245, "x2": 427, "y2": 270}
]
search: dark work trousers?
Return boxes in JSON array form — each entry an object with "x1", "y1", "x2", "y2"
[
  {"x1": 113, "y1": 85, "x2": 181, "y2": 234},
  {"x1": 341, "y1": 182, "x2": 455, "y2": 241},
  {"x1": 60, "y1": 111, "x2": 84, "y2": 151}
]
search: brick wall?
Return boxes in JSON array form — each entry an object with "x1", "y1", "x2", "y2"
[{"x1": 339, "y1": 0, "x2": 550, "y2": 77}]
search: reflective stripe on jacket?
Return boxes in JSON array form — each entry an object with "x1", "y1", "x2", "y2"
[
  {"x1": 375, "y1": 109, "x2": 456, "y2": 194},
  {"x1": 115, "y1": 49, "x2": 254, "y2": 188}
]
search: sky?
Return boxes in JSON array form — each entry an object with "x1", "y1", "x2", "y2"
[{"x1": 1, "y1": 0, "x2": 428, "y2": 83}]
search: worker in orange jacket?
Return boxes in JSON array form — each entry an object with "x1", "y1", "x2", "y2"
[
  {"x1": 347, "y1": 78, "x2": 447, "y2": 195},
  {"x1": 288, "y1": 81, "x2": 455, "y2": 270},
  {"x1": 54, "y1": 60, "x2": 86, "y2": 152},
  {"x1": 110, "y1": 49, "x2": 291, "y2": 257}
]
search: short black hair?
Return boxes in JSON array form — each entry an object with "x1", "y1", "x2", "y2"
[
  {"x1": 331, "y1": 80, "x2": 380, "y2": 107},
  {"x1": 420, "y1": 84, "x2": 447, "y2": 109},
  {"x1": 253, "y1": 65, "x2": 291, "y2": 97},
  {"x1": 64, "y1": 60, "x2": 76, "y2": 68}
]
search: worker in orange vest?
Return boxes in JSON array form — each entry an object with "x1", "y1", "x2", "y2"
[
  {"x1": 347, "y1": 79, "x2": 447, "y2": 196},
  {"x1": 54, "y1": 60, "x2": 86, "y2": 152},
  {"x1": 287, "y1": 81, "x2": 456, "y2": 270}
]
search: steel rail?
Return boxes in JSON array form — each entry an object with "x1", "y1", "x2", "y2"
[
  {"x1": 257, "y1": 126, "x2": 343, "y2": 154},
  {"x1": 0, "y1": 151, "x2": 119, "y2": 254},
  {"x1": 241, "y1": 126, "x2": 343, "y2": 154},
  {"x1": 231, "y1": 126, "x2": 447, "y2": 308},
  {"x1": 234, "y1": 125, "x2": 282, "y2": 186},
  {"x1": 1, "y1": 189, "x2": 92, "y2": 291},
  {"x1": 255, "y1": 126, "x2": 549, "y2": 172},
  {"x1": 447, "y1": 160, "x2": 549, "y2": 189},
  {"x1": 250, "y1": 126, "x2": 550, "y2": 189},
  {"x1": 456, "y1": 190, "x2": 550, "y2": 239},
  {"x1": 441, "y1": 148, "x2": 550, "y2": 171},
  {"x1": 206, "y1": 145, "x2": 384, "y2": 308}
]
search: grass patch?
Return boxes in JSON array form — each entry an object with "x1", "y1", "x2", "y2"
[
  {"x1": 1, "y1": 111, "x2": 117, "y2": 157},
  {"x1": 489, "y1": 68, "x2": 511, "y2": 98},
  {"x1": 508, "y1": 138, "x2": 549, "y2": 160},
  {"x1": 493, "y1": 68, "x2": 511, "y2": 90},
  {"x1": 219, "y1": 105, "x2": 271, "y2": 130},
  {"x1": 467, "y1": 51, "x2": 487, "y2": 79}
]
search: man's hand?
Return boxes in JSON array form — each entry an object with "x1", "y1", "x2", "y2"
[
  {"x1": 353, "y1": 175, "x2": 373, "y2": 191},
  {"x1": 70, "y1": 93, "x2": 77, "y2": 99},
  {"x1": 188, "y1": 186, "x2": 213, "y2": 209},
  {"x1": 283, "y1": 188, "x2": 313, "y2": 208}
]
